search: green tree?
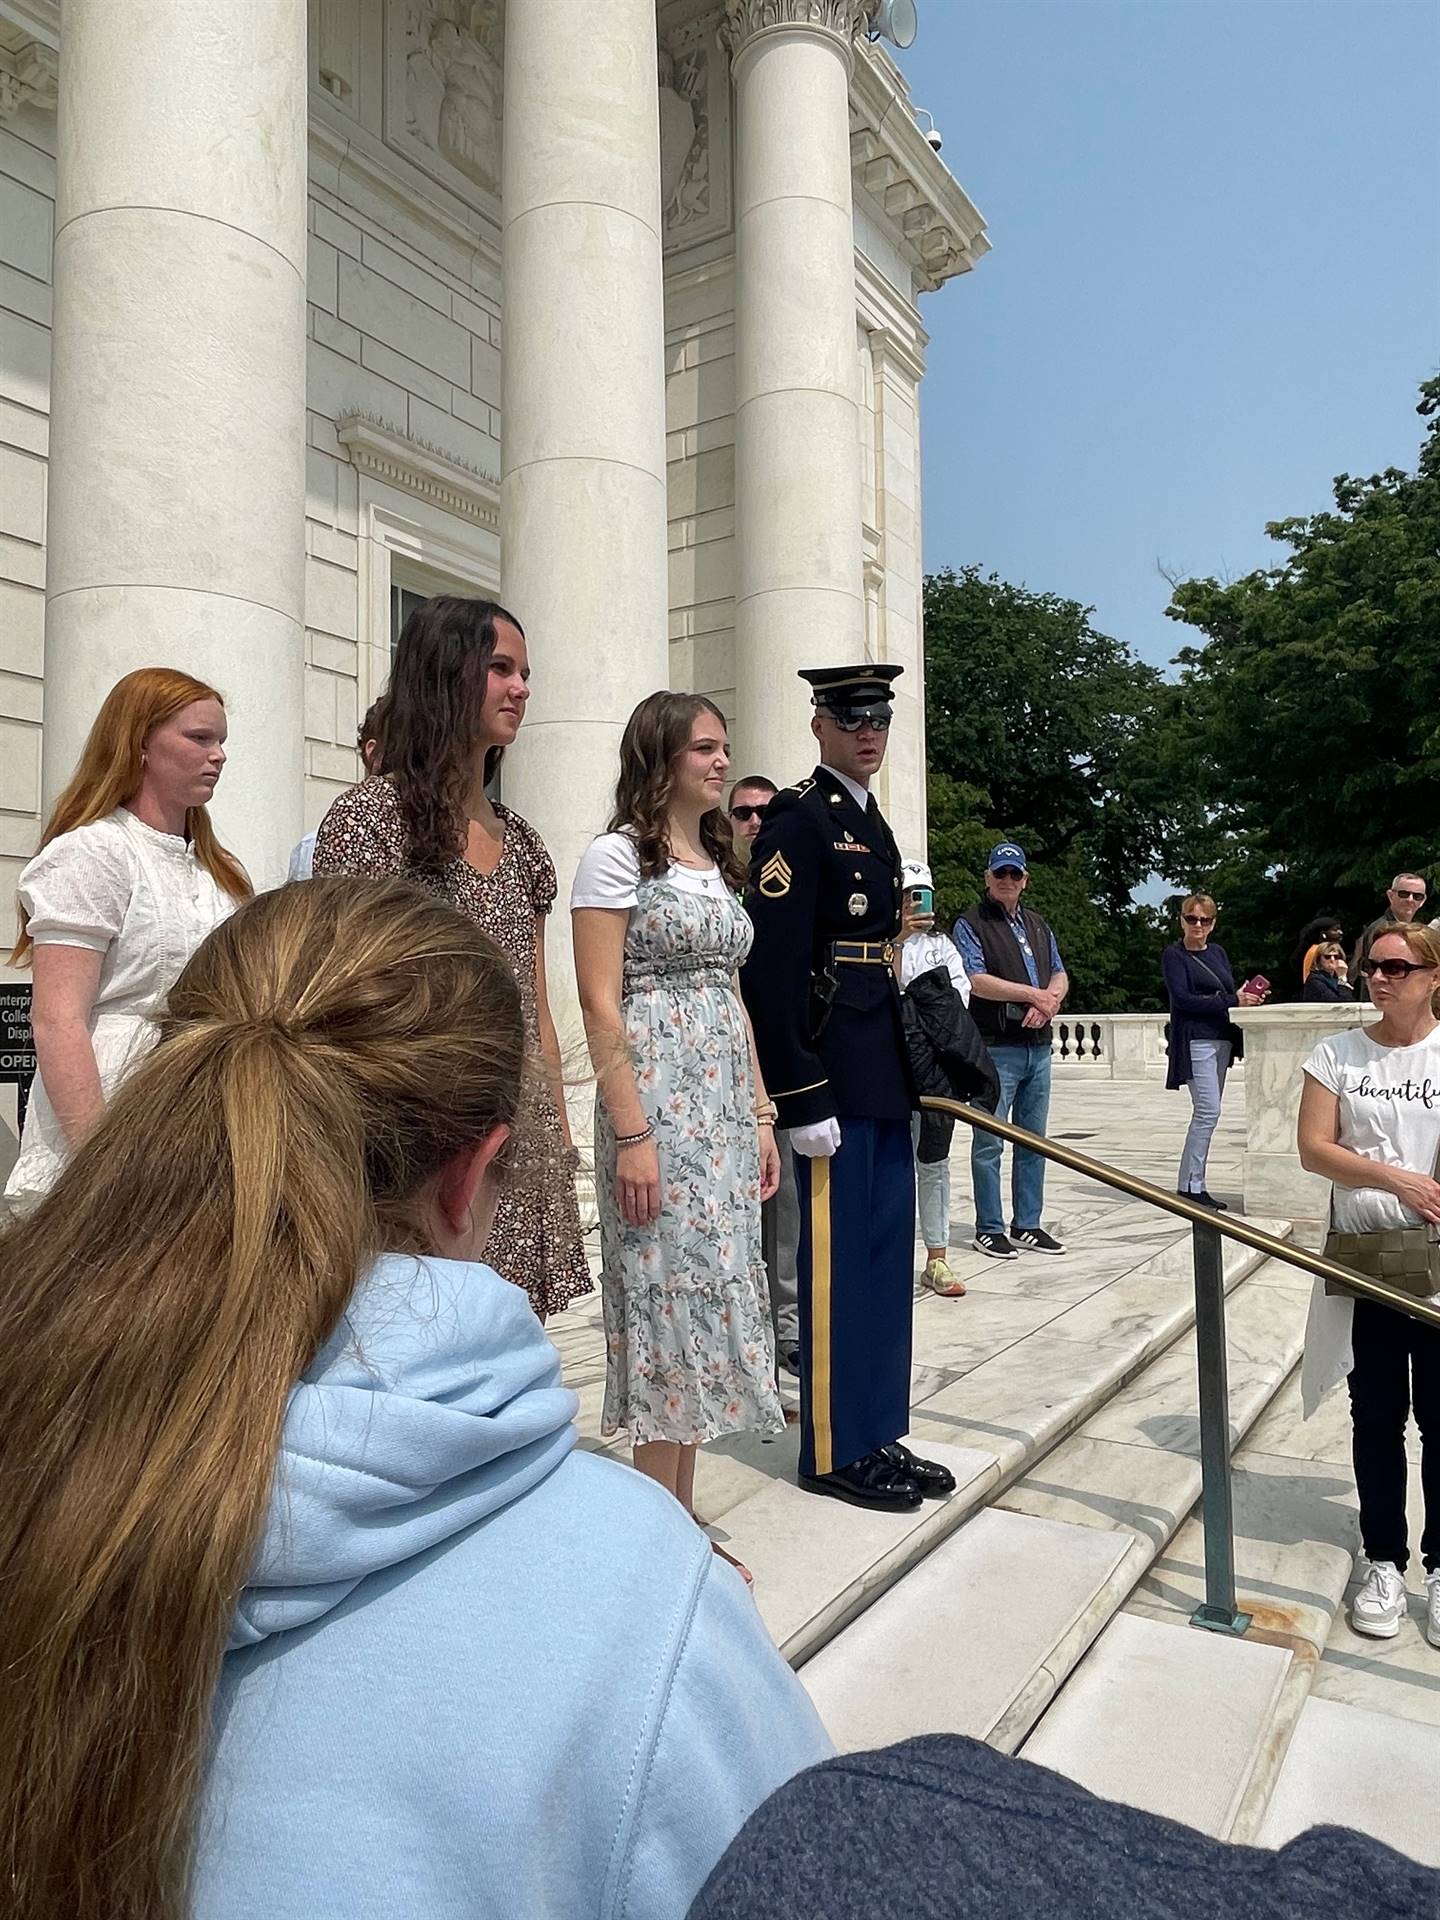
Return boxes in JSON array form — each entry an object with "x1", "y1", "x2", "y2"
[
  {"x1": 922, "y1": 567, "x2": 1173, "y2": 1010},
  {"x1": 1160, "y1": 375, "x2": 1440, "y2": 989}
]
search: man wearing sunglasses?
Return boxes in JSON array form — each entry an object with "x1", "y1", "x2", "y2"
[
  {"x1": 741, "y1": 663, "x2": 954, "y2": 1513},
  {"x1": 727, "y1": 775, "x2": 778, "y2": 851},
  {"x1": 954, "y1": 845, "x2": 1069, "y2": 1259},
  {"x1": 1351, "y1": 873, "x2": 1429, "y2": 998}
]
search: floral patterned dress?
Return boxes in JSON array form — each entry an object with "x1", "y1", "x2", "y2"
[
  {"x1": 313, "y1": 777, "x2": 592, "y2": 1319},
  {"x1": 574, "y1": 836, "x2": 783, "y2": 1447}
]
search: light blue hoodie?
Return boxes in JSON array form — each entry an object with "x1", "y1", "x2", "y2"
[{"x1": 196, "y1": 1254, "x2": 832, "y2": 1919}]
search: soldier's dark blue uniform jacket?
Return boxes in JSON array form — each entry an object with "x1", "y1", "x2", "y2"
[{"x1": 740, "y1": 769, "x2": 913, "y2": 1130}]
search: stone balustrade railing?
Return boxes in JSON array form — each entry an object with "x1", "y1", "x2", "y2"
[
  {"x1": 1051, "y1": 1002, "x2": 1382, "y2": 1223},
  {"x1": 1050, "y1": 1012, "x2": 1172, "y2": 1080}
]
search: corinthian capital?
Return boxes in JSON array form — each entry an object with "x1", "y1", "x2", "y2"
[{"x1": 722, "y1": 1, "x2": 876, "y2": 60}]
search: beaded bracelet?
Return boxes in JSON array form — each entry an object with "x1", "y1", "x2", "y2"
[{"x1": 615, "y1": 1123, "x2": 655, "y2": 1149}]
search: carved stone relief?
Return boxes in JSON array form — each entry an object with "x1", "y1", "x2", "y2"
[
  {"x1": 659, "y1": 13, "x2": 732, "y2": 248},
  {"x1": 0, "y1": 33, "x2": 57, "y2": 122},
  {"x1": 386, "y1": 0, "x2": 502, "y2": 201}
]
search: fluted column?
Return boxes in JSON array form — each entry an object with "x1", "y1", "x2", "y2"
[
  {"x1": 45, "y1": 0, "x2": 308, "y2": 885},
  {"x1": 727, "y1": 0, "x2": 872, "y2": 783},
  {"x1": 500, "y1": 0, "x2": 670, "y2": 1027}
]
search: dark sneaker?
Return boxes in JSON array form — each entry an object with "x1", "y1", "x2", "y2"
[
  {"x1": 1012, "y1": 1227, "x2": 1066, "y2": 1256},
  {"x1": 971, "y1": 1231, "x2": 1019, "y2": 1261}
]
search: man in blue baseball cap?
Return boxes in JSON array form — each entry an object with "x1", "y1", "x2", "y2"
[{"x1": 954, "y1": 844, "x2": 1070, "y2": 1259}]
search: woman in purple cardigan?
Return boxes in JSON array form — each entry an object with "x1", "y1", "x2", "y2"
[{"x1": 1162, "y1": 893, "x2": 1265, "y2": 1209}]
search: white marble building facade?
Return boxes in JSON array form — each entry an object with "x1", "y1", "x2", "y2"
[{"x1": 0, "y1": 0, "x2": 987, "y2": 1019}]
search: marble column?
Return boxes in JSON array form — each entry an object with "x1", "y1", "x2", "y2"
[
  {"x1": 727, "y1": 0, "x2": 872, "y2": 786},
  {"x1": 44, "y1": 0, "x2": 308, "y2": 886},
  {"x1": 500, "y1": 0, "x2": 670, "y2": 1031}
]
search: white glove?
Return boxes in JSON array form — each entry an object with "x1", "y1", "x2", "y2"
[{"x1": 789, "y1": 1118, "x2": 842, "y2": 1159}]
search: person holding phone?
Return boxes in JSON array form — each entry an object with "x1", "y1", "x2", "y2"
[
  {"x1": 1162, "y1": 893, "x2": 1267, "y2": 1210},
  {"x1": 896, "y1": 859, "x2": 977, "y2": 1297}
]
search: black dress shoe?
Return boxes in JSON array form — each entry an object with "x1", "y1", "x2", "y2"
[
  {"x1": 799, "y1": 1451, "x2": 923, "y2": 1511},
  {"x1": 1199, "y1": 1190, "x2": 1229, "y2": 1212},
  {"x1": 880, "y1": 1442, "x2": 956, "y2": 1497}
]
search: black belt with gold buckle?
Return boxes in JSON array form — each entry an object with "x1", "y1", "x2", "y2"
[{"x1": 832, "y1": 939, "x2": 895, "y2": 966}]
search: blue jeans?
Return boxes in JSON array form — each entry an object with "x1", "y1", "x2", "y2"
[
  {"x1": 1178, "y1": 1037, "x2": 1230, "y2": 1195},
  {"x1": 971, "y1": 1042, "x2": 1052, "y2": 1237}
]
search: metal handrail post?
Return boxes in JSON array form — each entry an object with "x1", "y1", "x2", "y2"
[{"x1": 1189, "y1": 1220, "x2": 1250, "y2": 1635}]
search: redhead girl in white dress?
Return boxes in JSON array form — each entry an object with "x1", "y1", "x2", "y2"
[{"x1": 4, "y1": 667, "x2": 248, "y2": 1210}]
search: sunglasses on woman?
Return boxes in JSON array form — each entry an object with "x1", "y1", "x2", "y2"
[
  {"x1": 1361, "y1": 956, "x2": 1436, "y2": 979},
  {"x1": 729, "y1": 803, "x2": 768, "y2": 822},
  {"x1": 1183, "y1": 914, "x2": 1215, "y2": 927}
]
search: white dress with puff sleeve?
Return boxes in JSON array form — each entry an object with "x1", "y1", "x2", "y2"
[{"x1": 4, "y1": 809, "x2": 235, "y2": 1206}]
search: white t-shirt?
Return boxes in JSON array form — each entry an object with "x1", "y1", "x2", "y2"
[
  {"x1": 570, "y1": 830, "x2": 725, "y2": 910},
  {"x1": 898, "y1": 930, "x2": 971, "y2": 1005},
  {"x1": 1303, "y1": 1024, "x2": 1440, "y2": 1231}
]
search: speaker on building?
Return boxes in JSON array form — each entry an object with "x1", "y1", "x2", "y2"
[{"x1": 868, "y1": 0, "x2": 919, "y2": 51}]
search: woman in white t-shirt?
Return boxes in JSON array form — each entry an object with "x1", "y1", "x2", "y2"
[
  {"x1": 1298, "y1": 923, "x2": 1440, "y2": 1646},
  {"x1": 5, "y1": 668, "x2": 248, "y2": 1210},
  {"x1": 572, "y1": 693, "x2": 784, "y2": 1587}
]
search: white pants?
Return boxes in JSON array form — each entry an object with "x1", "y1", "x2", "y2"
[{"x1": 911, "y1": 1113, "x2": 952, "y2": 1252}]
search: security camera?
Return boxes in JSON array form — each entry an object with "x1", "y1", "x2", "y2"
[{"x1": 924, "y1": 126, "x2": 943, "y2": 153}]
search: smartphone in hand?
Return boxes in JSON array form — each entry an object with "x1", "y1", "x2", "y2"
[{"x1": 1241, "y1": 974, "x2": 1271, "y2": 1000}]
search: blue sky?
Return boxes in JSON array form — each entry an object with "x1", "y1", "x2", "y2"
[{"x1": 894, "y1": 0, "x2": 1439, "y2": 671}]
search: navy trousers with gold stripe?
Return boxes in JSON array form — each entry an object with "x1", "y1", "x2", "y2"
[{"x1": 792, "y1": 1117, "x2": 915, "y2": 1479}]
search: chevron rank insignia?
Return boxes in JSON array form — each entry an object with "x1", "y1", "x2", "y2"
[{"x1": 758, "y1": 851, "x2": 792, "y2": 898}]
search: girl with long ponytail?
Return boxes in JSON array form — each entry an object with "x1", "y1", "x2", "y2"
[{"x1": 0, "y1": 877, "x2": 827, "y2": 1920}]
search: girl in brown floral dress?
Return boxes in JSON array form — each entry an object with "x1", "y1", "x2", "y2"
[{"x1": 313, "y1": 596, "x2": 591, "y2": 1320}]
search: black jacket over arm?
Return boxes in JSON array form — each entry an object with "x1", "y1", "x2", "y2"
[{"x1": 902, "y1": 968, "x2": 1000, "y2": 1162}]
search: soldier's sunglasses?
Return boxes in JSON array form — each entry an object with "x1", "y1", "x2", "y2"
[{"x1": 831, "y1": 708, "x2": 892, "y2": 732}]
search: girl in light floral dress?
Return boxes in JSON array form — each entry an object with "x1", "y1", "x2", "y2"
[{"x1": 572, "y1": 693, "x2": 783, "y2": 1585}]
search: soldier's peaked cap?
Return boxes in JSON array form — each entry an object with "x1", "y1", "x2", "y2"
[{"x1": 799, "y1": 663, "x2": 903, "y2": 708}]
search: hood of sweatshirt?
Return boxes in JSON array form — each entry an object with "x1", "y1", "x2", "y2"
[{"x1": 228, "y1": 1254, "x2": 579, "y2": 1651}]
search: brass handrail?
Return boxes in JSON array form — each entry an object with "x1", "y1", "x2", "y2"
[{"x1": 919, "y1": 1094, "x2": 1440, "y2": 1330}]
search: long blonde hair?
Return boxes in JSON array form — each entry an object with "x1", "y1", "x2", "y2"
[
  {"x1": 10, "y1": 666, "x2": 251, "y2": 963},
  {"x1": 0, "y1": 878, "x2": 524, "y2": 1920}
]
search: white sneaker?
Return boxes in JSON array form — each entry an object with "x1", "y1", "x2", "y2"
[
  {"x1": 1426, "y1": 1571, "x2": 1440, "y2": 1650},
  {"x1": 1351, "y1": 1559, "x2": 1407, "y2": 1639}
]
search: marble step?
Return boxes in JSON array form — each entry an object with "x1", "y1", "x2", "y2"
[
  {"x1": 1256, "y1": 1695, "x2": 1440, "y2": 1866},
  {"x1": 720, "y1": 1225, "x2": 1294, "y2": 1669},
  {"x1": 792, "y1": 1256, "x2": 1309, "y2": 1751},
  {"x1": 737, "y1": 1440, "x2": 999, "y2": 1662},
  {"x1": 1021, "y1": 1611, "x2": 1294, "y2": 1837},
  {"x1": 800, "y1": 1507, "x2": 1146, "y2": 1752},
  {"x1": 1121, "y1": 1369, "x2": 1363, "y2": 1843},
  {"x1": 905, "y1": 1219, "x2": 1294, "y2": 1493}
]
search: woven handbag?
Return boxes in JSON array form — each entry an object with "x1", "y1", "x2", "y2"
[{"x1": 1324, "y1": 1143, "x2": 1440, "y2": 1301}]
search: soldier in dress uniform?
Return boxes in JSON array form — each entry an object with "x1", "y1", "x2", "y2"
[{"x1": 739, "y1": 665, "x2": 956, "y2": 1510}]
